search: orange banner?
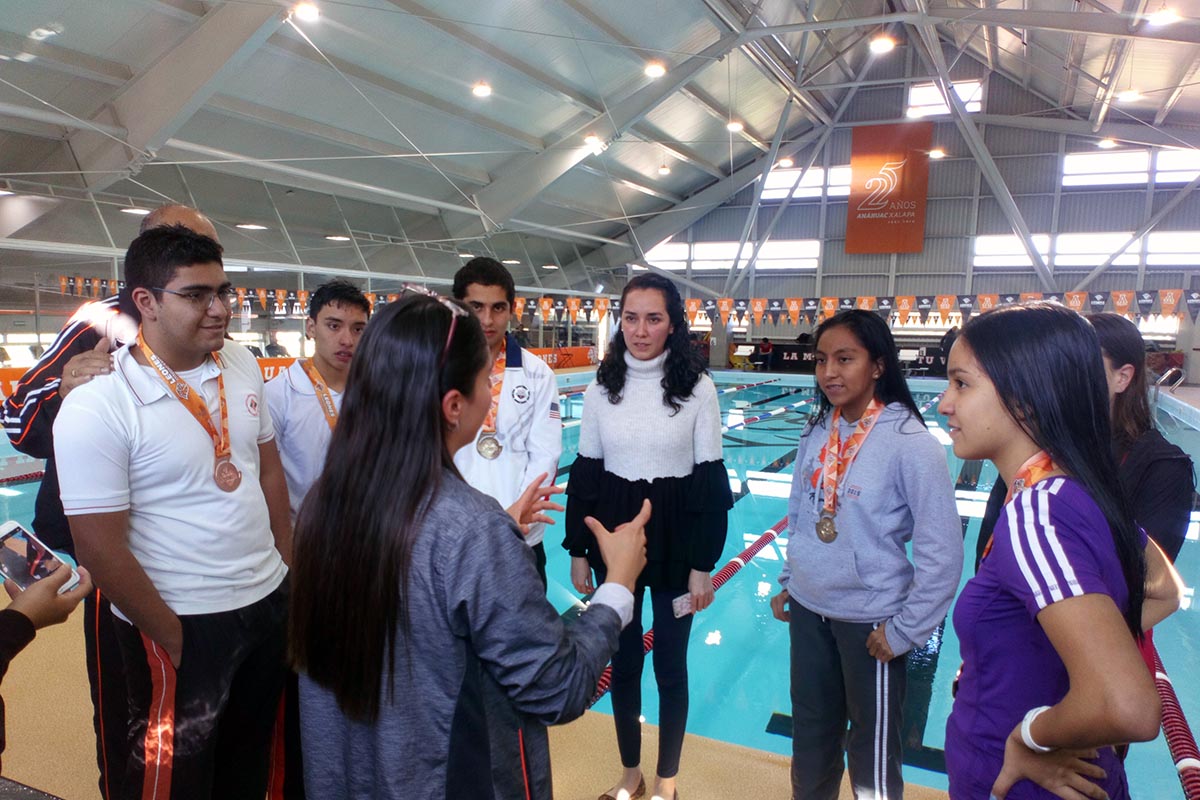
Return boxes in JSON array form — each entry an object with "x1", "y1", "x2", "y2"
[
  {"x1": 845, "y1": 122, "x2": 934, "y2": 254},
  {"x1": 256, "y1": 288, "x2": 268, "y2": 310},
  {"x1": 936, "y1": 295, "x2": 955, "y2": 323},
  {"x1": 236, "y1": 288, "x2": 246, "y2": 310},
  {"x1": 529, "y1": 346, "x2": 598, "y2": 369},
  {"x1": 297, "y1": 290, "x2": 310, "y2": 313},
  {"x1": 856, "y1": 296, "x2": 875, "y2": 311},
  {"x1": 817, "y1": 297, "x2": 836, "y2": 323},
  {"x1": 1064, "y1": 292, "x2": 1087, "y2": 313},
  {"x1": 786, "y1": 298, "x2": 802, "y2": 326},
  {"x1": 386, "y1": 294, "x2": 398, "y2": 305},
  {"x1": 274, "y1": 289, "x2": 289, "y2": 314},
  {"x1": 59, "y1": 276, "x2": 68, "y2": 295},
  {"x1": 1019, "y1": 292, "x2": 1043, "y2": 303},
  {"x1": 90, "y1": 278, "x2": 101, "y2": 299},
  {"x1": 594, "y1": 297, "x2": 609, "y2": 320},
  {"x1": 750, "y1": 298, "x2": 767, "y2": 326},
  {"x1": 684, "y1": 297, "x2": 701, "y2": 325},
  {"x1": 539, "y1": 296, "x2": 555, "y2": 323},
  {"x1": 895, "y1": 296, "x2": 915, "y2": 326},
  {"x1": 513, "y1": 297, "x2": 526, "y2": 320},
  {"x1": 566, "y1": 296, "x2": 581, "y2": 323},
  {"x1": 717, "y1": 298, "x2": 734, "y2": 326},
  {"x1": 1111, "y1": 290, "x2": 1134, "y2": 317},
  {"x1": 1160, "y1": 289, "x2": 1182, "y2": 317}
]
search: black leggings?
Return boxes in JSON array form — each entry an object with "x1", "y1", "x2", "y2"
[{"x1": 608, "y1": 584, "x2": 694, "y2": 778}]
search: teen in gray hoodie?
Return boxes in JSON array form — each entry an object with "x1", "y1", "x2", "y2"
[{"x1": 771, "y1": 310, "x2": 962, "y2": 799}]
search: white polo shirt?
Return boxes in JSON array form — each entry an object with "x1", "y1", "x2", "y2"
[
  {"x1": 54, "y1": 340, "x2": 287, "y2": 618},
  {"x1": 263, "y1": 359, "x2": 341, "y2": 523}
]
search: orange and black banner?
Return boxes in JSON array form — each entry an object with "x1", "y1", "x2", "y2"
[
  {"x1": 684, "y1": 297, "x2": 701, "y2": 325},
  {"x1": 895, "y1": 296, "x2": 915, "y2": 326},
  {"x1": 1064, "y1": 292, "x2": 1087, "y2": 313},
  {"x1": 717, "y1": 298, "x2": 734, "y2": 326},
  {"x1": 513, "y1": 297, "x2": 526, "y2": 320},
  {"x1": 539, "y1": 296, "x2": 554, "y2": 323},
  {"x1": 845, "y1": 122, "x2": 934, "y2": 254},
  {"x1": 856, "y1": 296, "x2": 875, "y2": 311},
  {"x1": 785, "y1": 298, "x2": 803, "y2": 327},
  {"x1": 566, "y1": 296, "x2": 581, "y2": 323},
  {"x1": 1160, "y1": 289, "x2": 1181, "y2": 317},
  {"x1": 256, "y1": 288, "x2": 268, "y2": 310},
  {"x1": 1019, "y1": 292, "x2": 1042, "y2": 303},
  {"x1": 819, "y1": 297, "x2": 838, "y2": 323},
  {"x1": 1111, "y1": 290, "x2": 1134, "y2": 317},
  {"x1": 594, "y1": 297, "x2": 609, "y2": 320},
  {"x1": 297, "y1": 290, "x2": 310, "y2": 313},
  {"x1": 751, "y1": 298, "x2": 767, "y2": 326},
  {"x1": 936, "y1": 295, "x2": 955, "y2": 323},
  {"x1": 976, "y1": 294, "x2": 998, "y2": 314},
  {"x1": 1136, "y1": 291, "x2": 1156, "y2": 317}
]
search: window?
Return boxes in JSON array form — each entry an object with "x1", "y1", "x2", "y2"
[
  {"x1": 1054, "y1": 232, "x2": 1137, "y2": 267},
  {"x1": 906, "y1": 80, "x2": 982, "y2": 118},
  {"x1": 1156, "y1": 149, "x2": 1200, "y2": 185},
  {"x1": 1146, "y1": 231, "x2": 1200, "y2": 266},
  {"x1": 1062, "y1": 149, "x2": 1149, "y2": 187},
  {"x1": 650, "y1": 240, "x2": 820, "y2": 272},
  {"x1": 972, "y1": 234, "x2": 1050, "y2": 268},
  {"x1": 643, "y1": 239, "x2": 687, "y2": 271},
  {"x1": 760, "y1": 165, "x2": 851, "y2": 200}
]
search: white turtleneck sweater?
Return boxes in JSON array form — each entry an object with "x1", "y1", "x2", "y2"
[{"x1": 577, "y1": 350, "x2": 723, "y2": 482}]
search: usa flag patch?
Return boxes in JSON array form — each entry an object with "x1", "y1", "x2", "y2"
[{"x1": 549, "y1": 402, "x2": 560, "y2": 419}]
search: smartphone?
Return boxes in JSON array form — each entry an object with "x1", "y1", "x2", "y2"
[
  {"x1": 0, "y1": 521, "x2": 81, "y2": 595},
  {"x1": 672, "y1": 592, "x2": 693, "y2": 618}
]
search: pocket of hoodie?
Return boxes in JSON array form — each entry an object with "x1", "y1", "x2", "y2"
[{"x1": 792, "y1": 537, "x2": 871, "y2": 594}]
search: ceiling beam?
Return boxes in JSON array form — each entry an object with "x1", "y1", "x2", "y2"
[
  {"x1": 1087, "y1": 0, "x2": 1151, "y2": 131},
  {"x1": 66, "y1": 3, "x2": 284, "y2": 192},
  {"x1": 1154, "y1": 48, "x2": 1200, "y2": 126},
  {"x1": 0, "y1": 29, "x2": 131, "y2": 85}
]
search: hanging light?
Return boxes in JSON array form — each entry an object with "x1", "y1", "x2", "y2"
[
  {"x1": 929, "y1": 148, "x2": 946, "y2": 159},
  {"x1": 1146, "y1": 6, "x2": 1180, "y2": 25},
  {"x1": 644, "y1": 62, "x2": 666, "y2": 78},
  {"x1": 726, "y1": 120, "x2": 744, "y2": 133},
  {"x1": 658, "y1": 163, "x2": 671, "y2": 175},
  {"x1": 1097, "y1": 138, "x2": 1118, "y2": 149},
  {"x1": 869, "y1": 35, "x2": 896, "y2": 54},
  {"x1": 471, "y1": 82, "x2": 492, "y2": 98},
  {"x1": 292, "y1": 2, "x2": 320, "y2": 22},
  {"x1": 777, "y1": 157, "x2": 794, "y2": 168}
]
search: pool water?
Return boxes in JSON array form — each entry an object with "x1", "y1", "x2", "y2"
[{"x1": 549, "y1": 371, "x2": 1200, "y2": 796}]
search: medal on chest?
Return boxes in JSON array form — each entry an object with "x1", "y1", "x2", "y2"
[{"x1": 815, "y1": 399, "x2": 884, "y2": 543}]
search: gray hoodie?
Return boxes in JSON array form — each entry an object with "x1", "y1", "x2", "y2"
[{"x1": 780, "y1": 402, "x2": 963, "y2": 655}]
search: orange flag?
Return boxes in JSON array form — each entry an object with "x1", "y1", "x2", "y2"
[
  {"x1": 717, "y1": 298, "x2": 734, "y2": 326},
  {"x1": 513, "y1": 297, "x2": 526, "y2": 320},
  {"x1": 594, "y1": 297, "x2": 610, "y2": 320},
  {"x1": 1064, "y1": 292, "x2": 1087, "y2": 313},
  {"x1": 785, "y1": 298, "x2": 803, "y2": 326},
  {"x1": 1020, "y1": 292, "x2": 1043, "y2": 304},
  {"x1": 1159, "y1": 289, "x2": 1182, "y2": 317},
  {"x1": 936, "y1": 295, "x2": 955, "y2": 323},
  {"x1": 1111, "y1": 290, "x2": 1134, "y2": 317},
  {"x1": 539, "y1": 297, "x2": 554, "y2": 323},
  {"x1": 684, "y1": 298, "x2": 701, "y2": 325},
  {"x1": 895, "y1": 296, "x2": 916, "y2": 326},
  {"x1": 256, "y1": 288, "x2": 268, "y2": 310},
  {"x1": 751, "y1": 298, "x2": 767, "y2": 326},
  {"x1": 820, "y1": 297, "x2": 838, "y2": 322},
  {"x1": 274, "y1": 289, "x2": 289, "y2": 313},
  {"x1": 976, "y1": 294, "x2": 998, "y2": 314},
  {"x1": 856, "y1": 296, "x2": 875, "y2": 310}
]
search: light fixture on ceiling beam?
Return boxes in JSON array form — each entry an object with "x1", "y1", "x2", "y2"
[
  {"x1": 0, "y1": 190, "x2": 13, "y2": 197},
  {"x1": 502, "y1": 259, "x2": 520, "y2": 265},
  {"x1": 236, "y1": 223, "x2": 268, "y2": 231},
  {"x1": 869, "y1": 35, "x2": 896, "y2": 55},
  {"x1": 325, "y1": 235, "x2": 351, "y2": 242},
  {"x1": 644, "y1": 62, "x2": 666, "y2": 79},
  {"x1": 726, "y1": 120, "x2": 744, "y2": 133},
  {"x1": 121, "y1": 207, "x2": 151, "y2": 216},
  {"x1": 929, "y1": 148, "x2": 946, "y2": 159},
  {"x1": 1116, "y1": 89, "x2": 1141, "y2": 103},
  {"x1": 472, "y1": 82, "x2": 492, "y2": 98},
  {"x1": 1097, "y1": 138, "x2": 1118, "y2": 149},
  {"x1": 584, "y1": 134, "x2": 606, "y2": 156},
  {"x1": 658, "y1": 163, "x2": 671, "y2": 176},
  {"x1": 292, "y1": 2, "x2": 320, "y2": 22},
  {"x1": 458, "y1": 252, "x2": 474, "y2": 257},
  {"x1": 1146, "y1": 6, "x2": 1180, "y2": 25},
  {"x1": 777, "y1": 157, "x2": 794, "y2": 169},
  {"x1": 542, "y1": 264, "x2": 559, "y2": 270}
]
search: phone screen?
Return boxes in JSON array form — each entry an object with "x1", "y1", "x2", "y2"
[{"x1": 0, "y1": 524, "x2": 68, "y2": 590}]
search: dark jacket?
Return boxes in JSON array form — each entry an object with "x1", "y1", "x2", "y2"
[
  {"x1": 297, "y1": 473, "x2": 622, "y2": 800},
  {"x1": 976, "y1": 429, "x2": 1194, "y2": 569},
  {"x1": 0, "y1": 608, "x2": 36, "y2": 763}
]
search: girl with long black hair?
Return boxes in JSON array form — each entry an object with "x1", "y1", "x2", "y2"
[
  {"x1": 290, "y1": 294, "x2": 650, "y2": 800},
  {"x1": 771, "y1": 309, "x2": 961, "y2": 798},
  {"x1": 564, "y1": 273, "x2": 733, "y2": 800},
  {"x1": 941, "y1": 303, "x2": 1182, "y2": 799}
]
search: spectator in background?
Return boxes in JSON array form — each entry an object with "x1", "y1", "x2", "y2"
[{"x1": 751, "y1": 337, "x2": 774, "y2": 370}]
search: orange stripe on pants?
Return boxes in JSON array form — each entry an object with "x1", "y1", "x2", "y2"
[
  {"x1": 140, "y1": 634, "x2": 177, "y2": 800},
  {"x1": 267, "y1": 691, "x2": 287, "y2": 800}
]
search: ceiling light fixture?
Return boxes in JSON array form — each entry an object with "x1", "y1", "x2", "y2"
[
  {"x1": 1146, "y1": 6, "x2": 1180, "y2": 25},
  {"x1": 472, "y1": 81, "x2": 492, "y2": 98},
  {"x1": 502, "y1": 259, "x2": 520, "y2": 265},
  {"x1": 644, "y1": 62, "x2": 666, "y2": 78},
  {"x1": 325, "y1": 235, "x2": 351, "y2": 242},
  {"x1": 726, "y1": 120, "x2": 744, "y2": 133},
  {"x1": 584, "y1": 134, "x2": 606, "y2": 156},
  {"x1": 869, "y1": 35, "x2": 896, "y2": 54},
  {"x1": 542, "y1": 264, "x2": 559, "y2": 270},
  {"x1": 929, "y1": 148, "x2": 946, "y2": 159},
  {"x1": 293, "y1": 2, "x2": 320, "y2": 22},
  {"x1": 0, "y1": 190, "x2": 12, "y2": 197},
  {"x1": 777, "y1": 157, "x2": 794, "y2": 168},
  {"x1": 1097, "y1": 138, "x2": 1118, "y2": 149},
  {"x1": 658, "y1": 163, "x2": 671, "y2": 176},
  {"x1": 1116, "y1": 88, "x2": 1141, "y2": 103},
  {"x1": 121, "y1": 208, "x2": 151, "y2": 216},
  {"x1": 236, "y1": 223, "x2": 268, "y2": 231},
  {"x1": 458, "y1": 252, "x2": 474, "y2": 258}
]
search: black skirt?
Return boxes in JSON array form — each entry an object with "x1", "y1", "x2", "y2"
[{"x1": 564, "y1": 456, "x2": 733, "y2": 591}]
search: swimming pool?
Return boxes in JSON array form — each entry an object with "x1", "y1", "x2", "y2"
[{"x1": 550, "y1": 370, "x2": 1200, "y2": 796}]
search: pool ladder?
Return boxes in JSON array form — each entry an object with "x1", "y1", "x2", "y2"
[{"x1": 1156, "y1": 367, "x2": 1187, "y2": 393}]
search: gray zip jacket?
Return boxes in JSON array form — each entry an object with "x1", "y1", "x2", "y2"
[
  {"x1": 780, "y1": 402, "x2": 963, "y2": 655},
  {"x1": 299, "y1": 472, "x2": 622, "y2": 799}
]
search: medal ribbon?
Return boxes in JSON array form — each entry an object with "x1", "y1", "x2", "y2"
[
  {"x1": 481, "y1": 351, "x2": 506, "y2": 435},
  {"x1": 819, "y1": 398, "x2": 885, "y2": 518},
  {"x1": 136, "y1": 330, "x2": 231, "y2": 462},
  {"x1": 299, "y1": 359, "x2": 338, "y2": 431},
  {"x1": 981, "y1": 450, "x2": 1059, "y2": 560}
]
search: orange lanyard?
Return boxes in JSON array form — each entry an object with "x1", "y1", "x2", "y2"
[
  {"x1": 819, "y1": 398, "x2": 884, "y2": 518},
  {"x1": 298, "y1": 359, "x2": 338, "y2": 431},
  {"x1": 982, "y1": 450, "x2": 1059, "y2": 559},
  {"x1": 136, "y1": 330, "x2": 230, "y2": 461},
  {"x1": 481, "y1": 352, "x2": 506, "y2": 434}
]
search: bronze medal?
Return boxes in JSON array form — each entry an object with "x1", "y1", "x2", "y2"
[
  {"x1": 816, "y1": 514, "x2": 838, "y2": 543},
  {"x1": 477, "y1": 434, "x2": 502, "y2": 460},
  {"x1": 214, "y1": 458, "x2": 242, "y2": 492}
]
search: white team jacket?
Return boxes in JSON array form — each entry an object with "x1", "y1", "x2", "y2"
[{"x1": 453, "y1": 335, "x2": 562, "y2": 547}]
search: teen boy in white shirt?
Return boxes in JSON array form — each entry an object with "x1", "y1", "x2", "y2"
[
  {"x1": 265, "y1": 280, "x2": 370, "y2": 522},
  {"x1": 452, "y1": 257, "x2": 562, "y2": 586},
  {"x1": 53, "y1": 225, "x2": 292, "y2": 800}
]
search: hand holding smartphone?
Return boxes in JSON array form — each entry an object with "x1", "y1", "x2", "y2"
[
  {"x1": 0, "y1": 521, "x2": 81, "y2": 595},
  {"x1": 672, "y1": 593, "x2": 693, "y2": 618}
]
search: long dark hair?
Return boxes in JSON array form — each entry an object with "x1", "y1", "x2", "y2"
[
  {"x1": 289, "y1": 294, "x2": 489, "y2": 722},
  {"x1": 596, "y1": 273, "x2": 706, "y2": 412},
  {"x1": 1087, "y1": 312, "x2": 1152, "y2": 454},
  {"x1": 809, "y1": 310, "x2": 922, "y2": 427},
  {"x1": 962, "y1": 303, "x2": 1144, "y2": 637}
]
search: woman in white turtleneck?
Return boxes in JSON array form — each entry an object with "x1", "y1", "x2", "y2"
[{"x1": 564, "y1": 274, "x2": 732, "y2": 800}]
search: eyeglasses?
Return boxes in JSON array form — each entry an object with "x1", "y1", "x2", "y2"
[
  {"x1": 401, "y1": 284, "x2": 468, "y2": 363},
  {"x1": 152, "y1": 287, "x2": 237, "y2": 312}
]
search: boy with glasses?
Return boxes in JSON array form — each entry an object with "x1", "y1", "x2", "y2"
[{"x1": 53, "y1": 224, "x2": 292, "y2": 800}]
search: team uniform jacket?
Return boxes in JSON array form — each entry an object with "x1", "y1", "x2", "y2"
[{"x1": 453, "y1": 334, "x2": 562, "y2": 548}]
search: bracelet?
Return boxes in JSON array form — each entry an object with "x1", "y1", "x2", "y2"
[{"x1": 1020, "y1": 706, "x2": 1055, "y2": 753}]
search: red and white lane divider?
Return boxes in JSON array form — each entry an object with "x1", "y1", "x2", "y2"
[
  {"x1": 723, "y1": 397, "x2": 813, "y2": 432},
  {"x1": 588, "y1": 516, "x2": 789, "y2": 707},
  {"x1": 1150, "y1": 643, "x2": 1200, "y2": 799},
  {"x1": 559, "y1": 377, "x2": 782, "y2": 404}
]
